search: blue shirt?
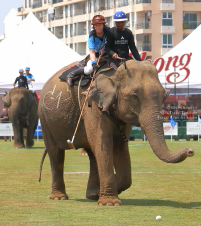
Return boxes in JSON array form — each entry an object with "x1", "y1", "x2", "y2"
[
  {"x1": 88, "y1": 27, "x2": 110, "y2": 52},
  {"x1": 25, "y1": 74, "x2": 34, "y2": 85}
]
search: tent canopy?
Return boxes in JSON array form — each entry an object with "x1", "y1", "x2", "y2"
[
  {"x1": 158, "y1": 25, "x2": 201, "y2": 94},
  {"x1": 0, "y1": 12, "x2": 83, "y2": 92}
]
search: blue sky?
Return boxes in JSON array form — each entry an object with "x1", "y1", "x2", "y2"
[{"x1": 0, "y1": 0, "x2": 23, "y2": 35}]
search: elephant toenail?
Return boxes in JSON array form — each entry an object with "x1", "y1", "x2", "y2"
[
  {"x1": 98, "y1": 203, "x2": 103, "y2": 206},
  {"x1": 54, "y1": 197, "x2": 59, "y2": 200},
  {"x1": 106, "y1": 203, "x2": 113, "y2": 206},
  {"x1": 114, "y1": 203, "x2": 121, "y2": 206}
]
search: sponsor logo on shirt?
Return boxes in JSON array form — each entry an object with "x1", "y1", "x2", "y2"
[
  {"x1": 121, "y1": 36, "x2": 124, "y2": 40},
  {"x1": 115, "y1": 39, "x2": 128, "y2": 45}
]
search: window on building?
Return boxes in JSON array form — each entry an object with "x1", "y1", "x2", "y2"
[
  {"x1": 88, "y1": 1, "x2": 91, "y2": 13},
  {"x1": 94, "y1": 0, "x2": 97, "y2": 11},
  {"x1": 29, "y1": 0, "x2": 31, "y2": 7},
  {"x1": 65, "y1": 25, "x2": 68, "y2": 38},
  {"x1": 105, "y1": 17, "x2": 111, "y2": 27},
  {"x1": 25, "y1": 0, "x2": 27, "y2": 8},
  {"x1": 183, "y1": 13, "x2": 197, "y2": 29},
  {"x1": 162, "y1": 34, "x2": 173, "y2": 48},
  {"x1": 132, "y1": 13, "x2": 135, "y2": 27},
  {"x1": 65, "y1": 5, "x2": 68, "y2": 17},
  {"x1": 70, "y1": 44, "x2": 73, "y2": 49},
  {"x1": 162, "y1": 0, "x2": 173, "y2": 2},
  {"x1": 74, "y1": 23, "x2": 77, "y2": 36},
  {"x1": 70, "y1": 24, "x2": 73, "y2": 37},
  {"x1": 183, "y1": 13, "x2": 197, "y2": 22},
  {"x1": 70, "y1": 5, "x2": 73, "y2": 17},
  {"x1": 88, "y1": 21, "x2": 91, "y2": 32},
  {"x1": 144, "y1": 35, "x2": 150, "y2": 43},
  {"x1": 44, "y1": 0, "x2": 47, "y2": 3},
  {"x1": 183, "y1": 35, "x2": 188, "y2": 39},
  {"x1": 162, "y1": 12, "x2": 173, "y2": 26}
]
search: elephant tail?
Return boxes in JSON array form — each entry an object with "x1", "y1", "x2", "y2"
[{"x1": 38, "y1": 148, "x2": 47, "y2": 182}]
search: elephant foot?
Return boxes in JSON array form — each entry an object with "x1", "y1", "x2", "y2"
[
  {"x1": 26, "y1": 140, "x2": 34, "y2": 148},
  {"x1": 12, "y1": 143, "x2": 25, "y2": 149},
  {"x1": 50, "y1": 192, "x2": 69, "y2": 200},
  {"x1": 98, "y1": 196, "x2": 122, "y2": 206},
  {"x1": 86, "y1": 190, "x2": 99, "y2": 200}
]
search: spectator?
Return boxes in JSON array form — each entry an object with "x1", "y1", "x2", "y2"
[
  {"x1": 0, "y1": 108, "x2": 10, "y2": 141},
  {"x1": 187, "y1": 108, "x2": 194, "y2": 121},
  {"x1": 13, "y1": 69, "x2": 29, "y2": 89}
]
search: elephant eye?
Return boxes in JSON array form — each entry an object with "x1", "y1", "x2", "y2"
[{"x1": 131, "y1": 93, "x2": 138, "y2": 99}]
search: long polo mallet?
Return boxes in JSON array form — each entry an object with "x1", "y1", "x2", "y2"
[{"x1": 67, "y1": 55, "x2": 102, "y2": 149}]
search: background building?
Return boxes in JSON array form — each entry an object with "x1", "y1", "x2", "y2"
[{"x1": 16, "y1": 0, "x2": 201, "y2": 60}]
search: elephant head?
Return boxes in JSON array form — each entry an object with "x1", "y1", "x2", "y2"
[
  {"x1": 89, "y1": 60, "x2": 194, "y2": 163},
  {"x1": 2, "y1": 93, "x2": 11, "y2": 107}
]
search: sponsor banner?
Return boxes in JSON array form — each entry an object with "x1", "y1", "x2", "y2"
[
  {"x1": 0, "y1": 123, "x2": 14, "y2": 136},
  {"x1": 186, "y1": 122, "x2": 201, "y2": 135},
  {"x1": 163, "y1": 123, "x2": 178, "y2": 136},
  {"x1": 132, "y1": 126, "x2": 142, "y2": 131}
]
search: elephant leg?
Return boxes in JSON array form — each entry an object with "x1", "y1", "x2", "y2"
[
  {"x1": 26, "y1": 125, "x2": 34, "y2": 148},
  {"x1": 11, "y1": 102, "x2": 24, "y2": 148},
  {"x1": 42, "y1": 124, "x2": 68, "y2": 200},
  {"x1": 26, "y1": 102, "x2": 38, "y2": 148},
  {"x1": 93, "y1": 136, "x2": 121, "y2": 206},
  {"x1": 113, "y1": 142, "x2": 132, "y2": 195},
  {"x1": 19, "y1": 128, "x2": 25, "y2": 148},
  {"x1": 86, "y1": 149, "x2": 100, "y2": 200}
]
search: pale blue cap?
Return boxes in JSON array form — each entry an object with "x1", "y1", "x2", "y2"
[{"x1": 19, "y1": 69, "x2": 24, "y2": 72}]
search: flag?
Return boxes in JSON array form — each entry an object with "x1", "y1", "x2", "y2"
[
  {"x1": 170, "y1": 116, "x2": 176, "y2": 128},
  {"x1": 198, "y1": 115, "x2": 201, "y2": 125}
]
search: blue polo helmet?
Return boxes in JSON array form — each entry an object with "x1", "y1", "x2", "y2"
[
  {"x1": 25, "y1": 67, "x2": 30, "y2": 71},
  {"x1": 113, "y1": 11, "x2": 128, "y2": 22}
]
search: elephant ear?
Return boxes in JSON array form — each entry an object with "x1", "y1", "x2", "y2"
[
  {"x1": 163, "y1": 89, "x2": 170, "y2": 102},
  {"x1": 89, "y1": 70, "x2": 117, "y2": 111},
  {"x1": 2, "y1": 94, "x2": 11, "y2": 107}
]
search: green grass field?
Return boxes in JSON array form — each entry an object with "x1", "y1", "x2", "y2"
[{"x1": 0, "y1": 139, "x2": 200, "y2": 226}]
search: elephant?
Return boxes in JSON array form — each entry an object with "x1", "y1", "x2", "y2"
[
  {"x1": 2, "y1": 87, "x2": 38, "y2": 148},
  {"x1": 38, "y1": 59, "x2": 194, "y2": 206}
]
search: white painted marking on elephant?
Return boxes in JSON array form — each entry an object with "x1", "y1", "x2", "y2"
[
  {"x1": 43, "y1": 85, "x2": 57, "y2": 111},
  {"x1": 56, "y1": 91, "x2": 62, "y2": 109},
  {"x1": 43, "y1": 85, "x2": 71, "y2": 110},
  {"x1": 64, "y1": 87, "x2": 71, "y2": 101}
]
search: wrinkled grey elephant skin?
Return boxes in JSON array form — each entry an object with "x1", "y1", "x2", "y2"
[
  {"x1": 2, "y1": 88, "x2": 38, "y2": 148},
  {"x1": 38, "y1": 60, "x2": 194, "y2": 206}
]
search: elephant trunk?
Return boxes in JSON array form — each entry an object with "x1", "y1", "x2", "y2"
[{"x1": 139, "y1": 110, "x2": 194, "y2": 163}]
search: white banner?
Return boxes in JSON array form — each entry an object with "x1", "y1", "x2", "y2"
[
  {"x1": 0, "y1": 123, "x2": 14, "y2": 136},
  {"x1": 186, "y1": 122, "x2": 201, "y2": 135},
  {"x1": 163, "y1": 123, "x2": 178, "y2": 136}
]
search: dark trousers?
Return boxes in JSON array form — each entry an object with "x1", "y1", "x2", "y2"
[{"x1": 109, "y1": 56, "x2": 133, "y2": 69}]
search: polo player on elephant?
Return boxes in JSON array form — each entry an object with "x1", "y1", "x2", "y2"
[{"x1": 66, "y1": 15, "x2": 109, "y2": 87}]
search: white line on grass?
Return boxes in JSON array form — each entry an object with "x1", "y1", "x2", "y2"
[{"x1": 1, "y1": 172, "x2": 201, "y2": 175}]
